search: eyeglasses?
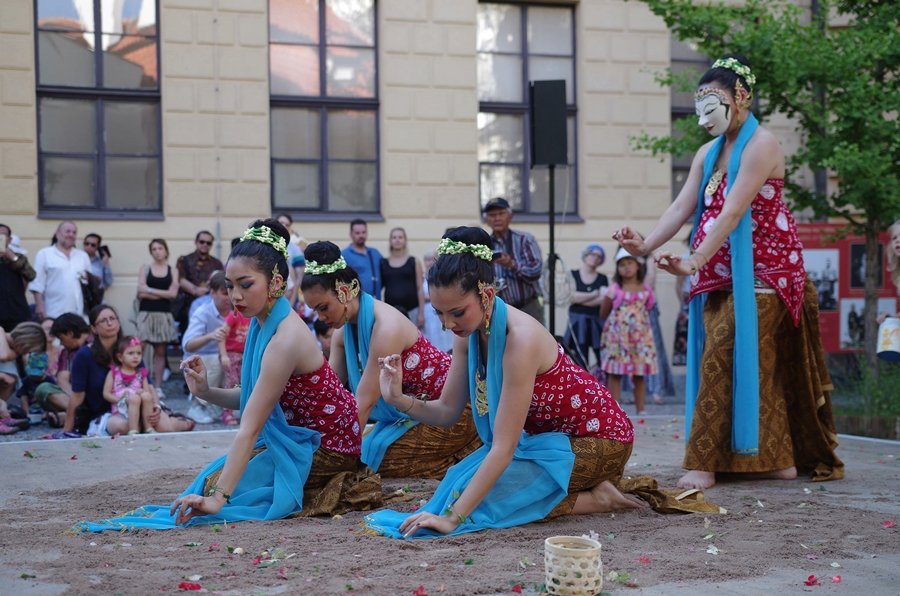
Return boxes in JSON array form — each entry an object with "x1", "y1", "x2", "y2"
[
  {"x1": 95, "y1": 316, "x2": 118, "y2": 325},
  {"x1": 84, "y1": 242, "x2": 98, "y2": 247},
  {"x1": 197, "y1": 239, "x2": 213, "y2": 246}
]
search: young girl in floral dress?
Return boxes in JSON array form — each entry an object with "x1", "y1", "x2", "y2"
[
  {"x1": 600, "y1": 248, "x2": 658, "y2": 415},
  {"x1": 102, "y1": 336, "x2": 159, "y2": 434}
]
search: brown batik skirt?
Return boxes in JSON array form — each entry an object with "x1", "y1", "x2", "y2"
[
  {"x1": 546, "y1": 436, "x2": 633, "y2": 518},
  {"x1": 204, "y1": 447, "x2": 383, "y2": 518},
  {"x1": 683, "y1": 280, "x2": 844, "y2": 480},
  {"x1": 376, "y1": 404, "x2": 483, "y2": 480}
]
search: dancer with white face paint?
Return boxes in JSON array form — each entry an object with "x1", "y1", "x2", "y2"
[{"x1": 612, "y1": 55, "x2": 843, "y2": 491}]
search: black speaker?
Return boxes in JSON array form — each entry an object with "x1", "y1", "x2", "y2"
[{"x1": 529, "y1": 80, "x2": 567, "y2": 166}]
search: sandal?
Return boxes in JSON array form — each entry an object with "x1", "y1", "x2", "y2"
[
  {"x1": 0, "y1": 417, "x2": 29, "y2": 430},
  {"x1": 45, "y1": 411, "x2": 65, "y2": 429},
  {"x1": 0, "y1": 422, "x2": 19, "y2": 435}
]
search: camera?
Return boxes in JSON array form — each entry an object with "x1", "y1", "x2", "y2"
[{"x1": 99, "y1": 245, "x2": 111, "y2": 258}]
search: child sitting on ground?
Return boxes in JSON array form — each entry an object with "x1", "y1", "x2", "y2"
[
  {"x1": 103, "y1": 336, "x2": 159, "y2": 435},
  {"x1": 217, "y1": 309, "x2": 249, "y2": 425}
]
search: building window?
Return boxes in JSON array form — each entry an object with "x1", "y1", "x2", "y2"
[
  {"x1": 476, "y1": 2, "x2": 576, "y2": 215},
  {"x1": 269, "y1": 0, "x2": 379, "y2": 215},
  {"x1": 669, "y1": 40, "x2": 708, "y2": 201},
  {"x1": 35, "y1": 0, "x2": 161, "y2": 215}
]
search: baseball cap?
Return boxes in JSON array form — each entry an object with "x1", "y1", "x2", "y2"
[{"x1": 482, "y1": 197, "x2": 511, "y2": 213}]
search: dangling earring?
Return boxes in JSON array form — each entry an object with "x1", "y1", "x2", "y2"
[
  {"x1": 484, "y1": 309, "x2": 491, "y2": 336},
  {"x1": 268, "y1": 266, "x2": 285, "y2": 299},
  {"x1": 478, "y1": 281, "x2": 492, "y2": 336}
]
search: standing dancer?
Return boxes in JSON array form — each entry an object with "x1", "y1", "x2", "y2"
[
  {"x1": 301, "y1": 241, "x2": 481, "y2": 479},
  {"x1": 78, "y1": 219, "x2": 380, "y2": 532},
  {"x1": 366, "y1": 227, "x2": 642, "y2": 539},
  {"x1": 614, "y1": 55, "x2": 843, "y2": 489}
]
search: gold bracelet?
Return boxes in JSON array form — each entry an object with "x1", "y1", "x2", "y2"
[{"x1": 398, "y1": 395, "x2": 415, "y2": 414}]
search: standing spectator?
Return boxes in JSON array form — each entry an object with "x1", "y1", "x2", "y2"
[
  {"x1": 380, "y1": 227, "x2": 426, "y2": 327},
  {"x1": 643, "y1": 259, "x2": 676, "y2": 405},
  {"x1": 174, "y1": 230, "x2": 224, "y2": 338},
  {"x1": 82, "y1": 233, "x2": 114, "y2": 299},
  {"x1": 421, "y1": 250, "x2": 453, "y2": 352},
  {"x1": 0, "y1": 223, "x2": 36, "y2": 332},
  {"x1": 564, "y1": 243, "x2": 609, "y2": 370},
  {"x1": 181, "y1": 271, "x2": 232, "y2": 424},
  {"x1": 341, "y1": 218, "x2": 383, "y2": 296},
  {"x1": 275, "y1": 213, "x2": 307, "y2": 308},
  {"x1": 29, "y1": 221, "x2": 92, "y2": 319},
  {"x1": 482, "y1": 198, "x2": 544, "y2": 324},
  {"x1": 136, "y1": 239, "x2": 180, "y2": 394}
]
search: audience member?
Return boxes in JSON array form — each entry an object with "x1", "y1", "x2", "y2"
[
  {"x1": 82, "y1": 233, "x2": 114, "y2": 299},
  {"x1": 29, "y1": 221, "x2": 92, "y2": 319},
  {"x1": 175, "y1": 230, "x2": 224, "y2": 338},
  {"x1": 482, "y1": 198, "x2": 544, "y2": 324},
  {"x1": 0, "y1": 322, "x2": 47, "y2": 434},
  {"x1": 275, "y1": 213, "x2": 307, "y2": 307},
  {"x1": 35, "y1": 313, "x2": 92, "y2": 428},
  {"x1": 137, "y1": 239, "x2": 180, "y2": 393},
  {"x1": 313, "y1": 319, "x2": 334, "y2": 360},
  {"x1": 0, "y1": 223, "x2": 36, "y2": 332},
  {"x1": 218, "y1": 308, "x2": 250, "y2": 425},
  {"x1": 341, "y1": 218, "x2": 383, "y2": 296},
  {"x1": 103, "y1": 335, "x2": 159, "y2": 434},
  {"x1": 421, "y1": 250, "x2": 453, "y2": 352},
  {"x1": 564, "y1": 243, "x2": 608, "y2": 369},
  {"x1": 381, "y1": 227, "x2": 425, "y2": 327},
  {"x1": 181, "y1": 271, "x2": 232, "y2": 425}
]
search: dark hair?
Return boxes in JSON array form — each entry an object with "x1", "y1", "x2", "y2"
[
  {"x1": 113, "y1": 335, "x2": 141, "y2": 365},
  {"x1": 612, "y1": 252, "x2": 646, "y2": 286},
  {"x1": 230, "y1": 237, "x2": 241, "y2": 250},
  {"x1": 698, "y1": 54, "x2": 754, "y2": 97},
  {"x1": 9, "y1": 322, "x2": 47, "y2": 354},
  {"x1": 301, "y1": 240, "x2": 360, "y2": 293},
  {"x1": 208, "y1": 270, "x2": 227, "y2": 292},
  {"x1": 0, "y1": 223, "x2": 10, "y2": 236},
  {"x1": 228, "y1": 218, "x2": 289, "y2": 284},
  {"x1": 88, "y1": 304, "x2": 122, "y2": 367},
  {"x1": 313, "y1": 319, "x2": 331, "y2": 338},
  {"x1": 148, "y1": 238, "x2": 169, "y2": 257},
  {"x1": 85, "y1": 232, "x2": 102, "y2": 244},
  {"x1": 427, "y1": 226, "x2": 495, "y2": 293},
  {"x1": 349, "y1": 218, "x2": 367, "y2": 230},
  {"x1": 195, "y1": 230, "x2": 214, "y2": 242},
  {"x1": 50, "y1": 313, "x2": 91, "y2": 338}
]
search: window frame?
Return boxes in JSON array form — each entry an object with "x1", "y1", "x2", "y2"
[
  {"x1": 268, "y1": 0, "x2": 381, "y2": 220},
  {"x1": 477, "y1": 1, "x2": 578, "y2": 220},
  {"x1": 34, "y1": 0, "x2": 163, "y2": 220}
]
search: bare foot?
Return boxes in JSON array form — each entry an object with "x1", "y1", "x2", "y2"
[
  {"x1": 677, "y1": 470, "x2": 716, "y2": 489},
  {"x1": 572, "y1": 481, "x2": 648, "y2": 514},
  {"x1": 730, "y1": 466, "x2": 797, "y2": 481}
]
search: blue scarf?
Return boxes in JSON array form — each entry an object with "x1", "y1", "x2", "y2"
[
  {"x1": 686, "y1": 113, "x2": 760, "y2": 455},
  {"x1": 364, "y1": 298, "x2": 574, "y2": 538},
  {"x1": 345, "y1": 292, "x2": 419, "y2": 471},
  {"x1": 76, "y1": 297, "x2": 321, "y2": 532}
]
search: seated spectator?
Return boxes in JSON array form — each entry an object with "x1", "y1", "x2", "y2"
[
  {"x1": 103, "y1": 336, "x2": 160, "y2": 435},
  {"x1": 0, "y1": 322, "x2": 48, "y2": 434},
  {"x1": 313, "y1": 319, "x2": 334, "y2": 360},
  {"x1": 35, "y1": 313, "x2": 92, "y2": 428}
]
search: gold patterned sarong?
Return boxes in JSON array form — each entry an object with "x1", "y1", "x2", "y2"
[
  {"x1": 683, "y1": 279, "x2": 844, "y2": 480},
  {"x1": 546, "y1": 437, "x2": 632, "y2": 518},
  {"x1": 376, "y1": 404, "x2": 483, "y2": 479},
  {"x1": 204, "y1": 447, "x2": 383, "y2": 518}
]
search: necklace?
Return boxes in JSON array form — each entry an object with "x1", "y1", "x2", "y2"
[
  {"x1": 474, "y1": 342, "x2": 489, "y2": 417},
  {"x1": 705, "y1": 168, "x2": 725, "y2": 197}
]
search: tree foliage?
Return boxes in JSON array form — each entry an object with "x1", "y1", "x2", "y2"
[{"x1": 634, "y1": 0, "x2": 900, "y2": 367}]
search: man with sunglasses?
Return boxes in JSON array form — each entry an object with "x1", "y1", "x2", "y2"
[
  {"x1": 82, "y1": 233, "x2": 114, "y2": 297},
  {"x1": 174, "y1": 231, "x2": 224, "y2": 339}
]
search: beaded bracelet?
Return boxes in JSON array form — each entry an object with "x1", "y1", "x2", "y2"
[
  {"x1": 206, "y1": 484, "x2": 231, "y2": 503},
  {"x1": 444, "y1": 505, "x2": 468, "y2": 525}
]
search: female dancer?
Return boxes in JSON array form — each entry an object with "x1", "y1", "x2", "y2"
[
  {"x1": 614, "y1": 55, "x2": 843, "y2": 489},
  {"x1": 78, "y1": 220, "x2": 380, "y2": 531},
  {"x1": 366, "y1": 227, "x2": 642, "y2": 538},
  {"x1": 301, "y1": 241, "x2": 480, "y2": 479}
]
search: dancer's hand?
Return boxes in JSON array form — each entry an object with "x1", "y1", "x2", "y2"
[
  {"x1": 180, "y1": 355, "x2": 209, "y2": 398},
  {"x1": 655, "y1": 252, "x2": 694, "y2": 277},
  {"x1": 399, "y1": 511, "x2": 460, "y2": 538},
  {"x1": 612, "y1": 226, "x2": 649, "y2": 257},
  {"x1": 170, "y1": 493, "x2": 223, "y2": 525},
  {"x1": 378, "y1": 354, "x2": 404, "y2": 407}
]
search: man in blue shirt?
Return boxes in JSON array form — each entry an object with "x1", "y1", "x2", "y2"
[{"x1": 341, "y1": 218, "x2": 383, "y2": 297}]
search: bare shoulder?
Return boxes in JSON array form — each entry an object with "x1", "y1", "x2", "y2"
[{"x1": 504, "y1": 309, "x2": 557, "y2": 374}]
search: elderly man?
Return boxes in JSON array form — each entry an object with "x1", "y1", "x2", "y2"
[
  {"x1": 482, "y1": 197, "x2": 545, "y2": 324},
  {"x1": 29, "y1": 221, "x2": 92, "y2": 319}
]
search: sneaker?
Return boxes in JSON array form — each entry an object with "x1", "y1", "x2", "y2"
[
  {"x1": 163, "y1": 367, "x2": 172, "y2": 382},
  {"x1": 186, "y1": 403, "x2": 214, "y2": 424}
]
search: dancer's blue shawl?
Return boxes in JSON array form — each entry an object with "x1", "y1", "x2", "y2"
[
  {"x1": 685, "y1": 113, "x2": 760, "y2": 455},
  {"x1": 364, "y1": 298, "x2": 575, "y2": 538},
  {"x1": 346, "y1": 292, "x2": 419, "y2": 471},
  {"x1": 76, "y1": 297, "x2": 320, "y2": 532}
]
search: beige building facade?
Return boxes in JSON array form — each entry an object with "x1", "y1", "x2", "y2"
[{"x1": 2, "y1": 0, "x2": 744, "y2": 354}]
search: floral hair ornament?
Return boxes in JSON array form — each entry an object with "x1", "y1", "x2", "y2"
[
  {"x1": 240, "y1": 226, "x2": 289, "y2": 260},
  {"x1": 712, "y1": 57, "x2": 756, "y2": 87},
  {"x1": 128, "y1": 336, "x2": 142, "y2": 347},
  {"x1": 436, "y1": 238, "x2": 493, "y2": 262},
  {"x1": 306, "y1": 256, "x2": 348, "y2": 276}
]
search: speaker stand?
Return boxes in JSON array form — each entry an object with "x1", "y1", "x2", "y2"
[{"x1": 548, "y1": 163, "x2": 557, "y2": 336}]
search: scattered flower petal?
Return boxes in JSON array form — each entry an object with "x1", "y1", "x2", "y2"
[
  {"x1": 638, "y1": 555, "x2": 652, "y2": 565},
  {"x1": 511, "y1": 585, "x2": 522, "y2": 594},
  {"x1": 637, "y1": 419, "x2": 645, "y2": 425},
  {"x1": 70, "y1": 455, "x2": 77, "y2": 460},
  {"x1": 412, "y1": 585, "x2": 428, "y2": 596},
  {"x1": 830, "y1": 562, "x2": 841, "y2": 568},
  {"x1": 831, "y1": 576, "x2": 842, "y2": 584},
  {"x1": 882, "y1": 520, "x2": 895, "y2": 529},
  {"x1": 706, "y1": 545, "x2": 719, "y2": 555},
  {"x1": 177, "y1": 581, "x2": 202, "y2": 591},
  {"x1": 278, "y1": 567, "x2": 288, "y2": 580},
  {"x1": 23, "y1": 451, "x2": 35, "y2": 459},
  {"x1": 186, "y1": 575, "x2": 201, "y2": 582},
  {"x1": 208, "y1": 543, "x2": 220, "y2": 552},
  {"x1": 804, "y1": 575, "x2": 821, "y2": 586},
  {"x1": 806, "y1": 555, "x2": 818, "y2": 561}
]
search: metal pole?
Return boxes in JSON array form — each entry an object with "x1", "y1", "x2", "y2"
[{"x1": 548, "y1": 164, "x2": 556, "y2": 335}]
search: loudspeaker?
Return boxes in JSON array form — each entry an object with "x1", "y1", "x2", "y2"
[{"x1": 529, "y1": 80, "x2": 567, "y2": 166}]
